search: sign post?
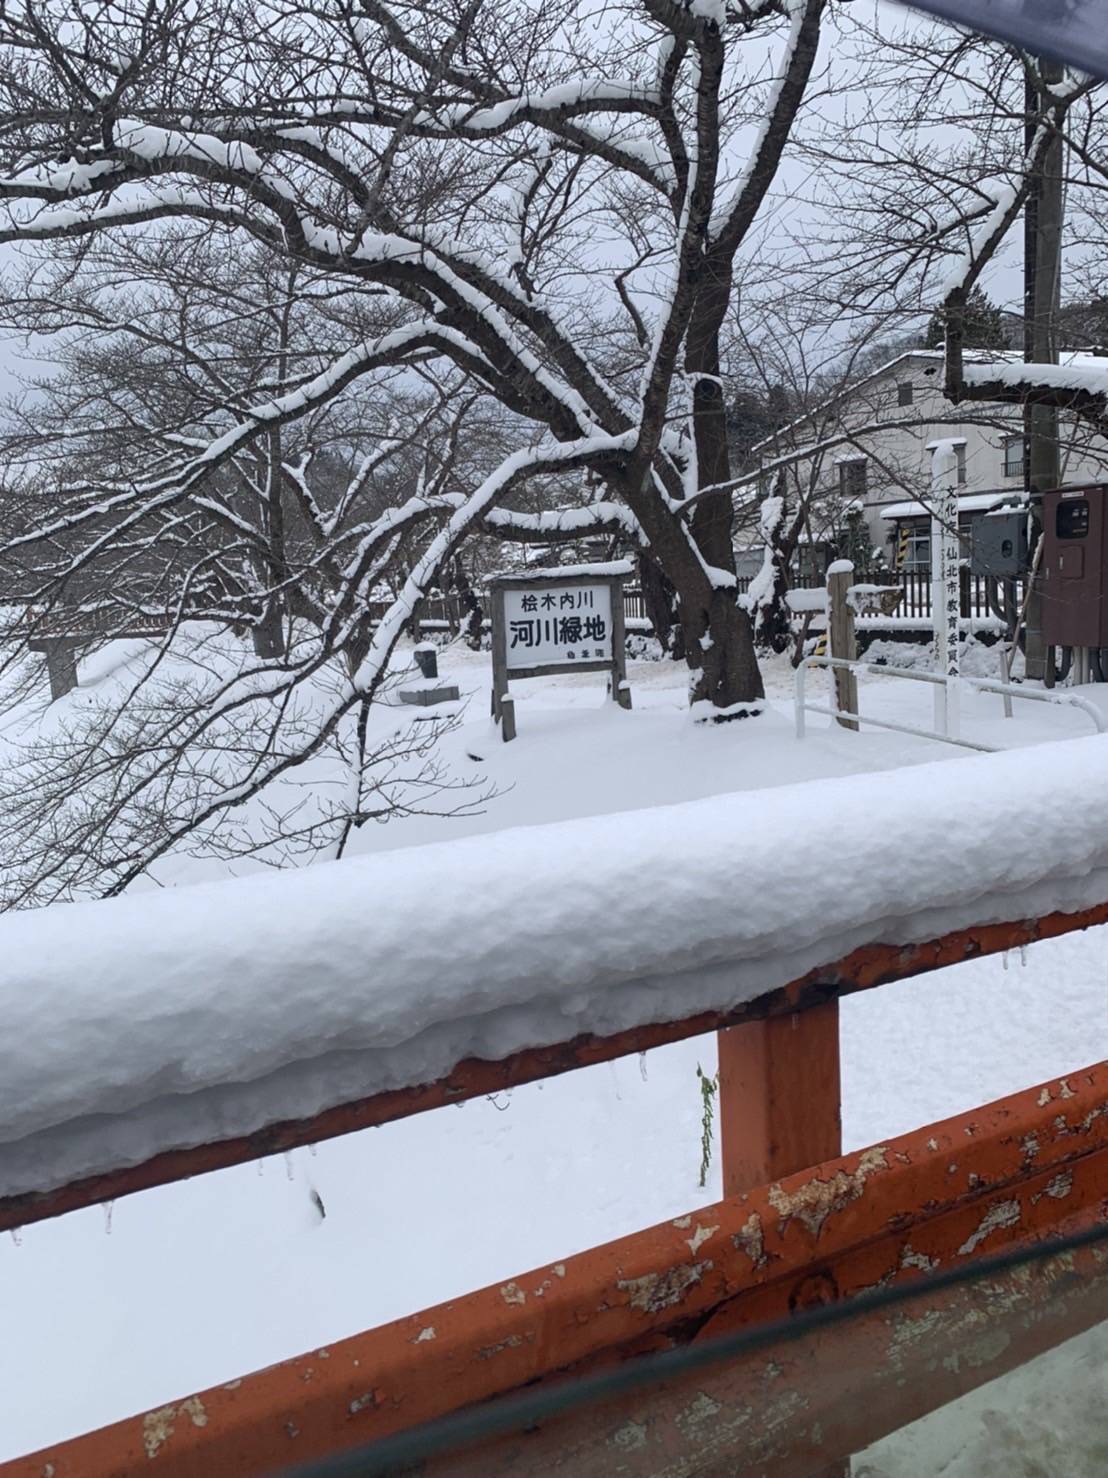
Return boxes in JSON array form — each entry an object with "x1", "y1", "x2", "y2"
[
  {"x1": 489, "y1": 561, "x2": 632, "y2": 741},
  {"x1": 929, "y1": 440, "x2": 962, "y2": 739}
]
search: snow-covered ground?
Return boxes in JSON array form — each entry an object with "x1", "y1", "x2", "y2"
[{"x1": 1, "y1": 637, "x2": 1107, "y2": 1462}]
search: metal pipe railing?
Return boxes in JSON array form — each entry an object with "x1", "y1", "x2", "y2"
[{"x1": 795, "y1": 655, "x2": 1107, "y2": 745}]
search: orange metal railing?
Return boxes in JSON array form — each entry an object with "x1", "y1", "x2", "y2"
[
  {"x1": 3, "y1": 905, "x2": 1108, "y2": 1474},
  {"x1": 11, "y1": 1060, "x2": 1108, "y2": 1477}
]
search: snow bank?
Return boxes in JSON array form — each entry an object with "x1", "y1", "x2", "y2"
[{"x1": 5, "y1": 735, "x2": 1108, "y2": 1201}]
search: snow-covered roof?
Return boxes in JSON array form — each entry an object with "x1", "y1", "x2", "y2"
[
  {"x1": 6, "y1": 737, "x2": 1108, "y2": 1201},
  {"x1": 879, "y1": 492, "x2": 1011, "y2": 520},
  {"x1": 750, "y1": 348, "x2": 973, "y2": 454},
  {"x1": 963, "y1": 355, "x2": 1108, "y2": 399},
  {"x1": 751, "y1": 348, "x2": 1108, "y2": 458}
]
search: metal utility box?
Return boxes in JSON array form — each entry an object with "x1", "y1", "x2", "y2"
[
  {"x1": 970, "y1": 509, "x2": 1029, "y2": 577},
  {"x1": 1041, "y1": 483, "x2": 1108, "y2": 648}
]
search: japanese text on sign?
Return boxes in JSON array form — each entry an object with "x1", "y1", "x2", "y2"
[{"x1": 504, "y1": 583, "x2": 614, "y2": 669}]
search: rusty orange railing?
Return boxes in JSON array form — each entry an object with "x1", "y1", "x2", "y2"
[{"x1": 4, "y1": 904, "x2": 1108, "y2": 1474}]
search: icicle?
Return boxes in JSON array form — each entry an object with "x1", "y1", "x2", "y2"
[
  {"x1": 284, "y1": 1151, "x2": 295, "y2": 1181},
  {"x1": 308, "y1": 1143, "x2": 318, "y2": 1159},
  {"x1": 608, "y1": 1061, "x2": 623, "y2": 1102},
  {"x1": 310, "y1": 1189, "x2": 326, "y2": 1221},
  {"x1": 1002, "y1": 950, "x2": 1010, "y2": 971},
  {"x1": 1019, "y1": 944, "x2": 1028, "y2": 967},
  {"x1": 9, "y1": 1228, "x2": 21, "y2": 1247},
  {"x1": 639, "y1": 1052, "x2": 648, "y2": 1082},
  {"x1": 103, "y1": 1201, "x2": 114, "y2": 1236}
]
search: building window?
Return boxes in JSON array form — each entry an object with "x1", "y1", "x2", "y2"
[
  {"x1": 898, "y1": 523, "x2": 931, "y2": 570},
  {"x1": 839, "y1": 459, "x2": 867, "y2": 499},
  {"x1": 1003, "y1": 437, "x2": 1027, "y2": 479},
  {"x1": 957, "y1": 444, "x2": 967, "y2": 485},
  {"x1": 897, "y1": 382, "x2": 914, "y2": 407}
]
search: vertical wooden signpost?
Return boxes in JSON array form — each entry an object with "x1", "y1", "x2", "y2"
[
  {"x1": 826, "y1": 560, "x2": 858, "y2": 730},
  {"x1": 489, "y1": 562, "x2": 632, "y2": 742}
]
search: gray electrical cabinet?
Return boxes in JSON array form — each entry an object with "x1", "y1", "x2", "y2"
[{"x1": 970, "y1": 508, "x2": 1028, "y2": 577}]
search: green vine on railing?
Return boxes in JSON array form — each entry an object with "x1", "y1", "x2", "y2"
[{"x1": 696, "y1": 1064, "x2": 720, "y2": 1188}]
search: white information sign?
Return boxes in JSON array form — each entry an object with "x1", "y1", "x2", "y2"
[{"x1": 503, "y1": 582, "x2": 614, "y2": 670}]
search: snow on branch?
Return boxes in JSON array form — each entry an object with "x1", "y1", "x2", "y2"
[
  {"x1": 708, "y1": 0, "x2": 823, "y2": 249},
  {"x1": 476, "y1": 501, "x2": 646, "y2": 544},
  {"x1": 348, "y1": 431, "x2": 637, "y2": 696},
  {"x1": 937, "y1": 183, "x2": 1018, "y2": 302},
  {"x1": 4, "y1": 323, "x2": 450, "y2": 557},
  {"x1": 413, "y1": 80, "x2": 660, "y2": 132}
]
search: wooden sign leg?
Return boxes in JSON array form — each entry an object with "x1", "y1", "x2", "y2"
[
  {"x1": 500, "y1": 694, "x2": 516, "y2": 742},
  {"x1": 610, "y1": 577, "x2": 631, "y2": 708},
  {"x1": 716, "y1": 1005, "x2": 842, "y2": 1198}
]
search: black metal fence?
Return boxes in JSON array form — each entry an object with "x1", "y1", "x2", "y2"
[{"x1": 398, "y1": 572, "x2": 1019, "y2": 635}]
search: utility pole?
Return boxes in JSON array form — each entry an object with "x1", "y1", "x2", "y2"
[{"x1": 1023, "y1": 57, "x2": 1065, "y2": 682}]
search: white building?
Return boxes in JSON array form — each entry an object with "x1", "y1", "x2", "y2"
[{"x1": 745, "y1": 349, "x2": 1108, "y2": 575}]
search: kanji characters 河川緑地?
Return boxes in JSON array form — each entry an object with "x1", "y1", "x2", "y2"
[{"x1": 509, "y1": 619, "x2": 539, "y2": 648}]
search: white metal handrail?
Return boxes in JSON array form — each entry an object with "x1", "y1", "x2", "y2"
[{"x1": 795, "y1": 655, "x2": 1108, "y2": 749}]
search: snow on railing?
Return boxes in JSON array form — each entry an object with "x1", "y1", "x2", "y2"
[{"x1": 5, "y1": 732, "x2": 1108, "y2": 1227}]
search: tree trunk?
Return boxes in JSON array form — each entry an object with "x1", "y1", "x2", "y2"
[
  {"x1": 252, "y1": 602, "x2": 286, "y2": 660},
  {"x1": 752, "y1": 488, "x2": 792, "y2": 655},
  {"x1": 623, "y1": 497, "x2": 763, "y2": 713},
  {"x1": 680, "y1": 584, "x2": 765, "y2": 714},
  {"x1": 451, "y1": 555, "x2": 484, "y2": 651},
  {"x1": 639, "y1": 552, "x2": 685, "y2": 660},
  {"x1": 679, "y1": 260, "x2": 764, "y2": 711}
]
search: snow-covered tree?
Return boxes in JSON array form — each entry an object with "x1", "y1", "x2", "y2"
[
  {"x1": 803, "y1": 14, "x2": 1108, "y2": 432},
  {"x1": 0, "y1": 0, "x2": 829, "y2": 724}
]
